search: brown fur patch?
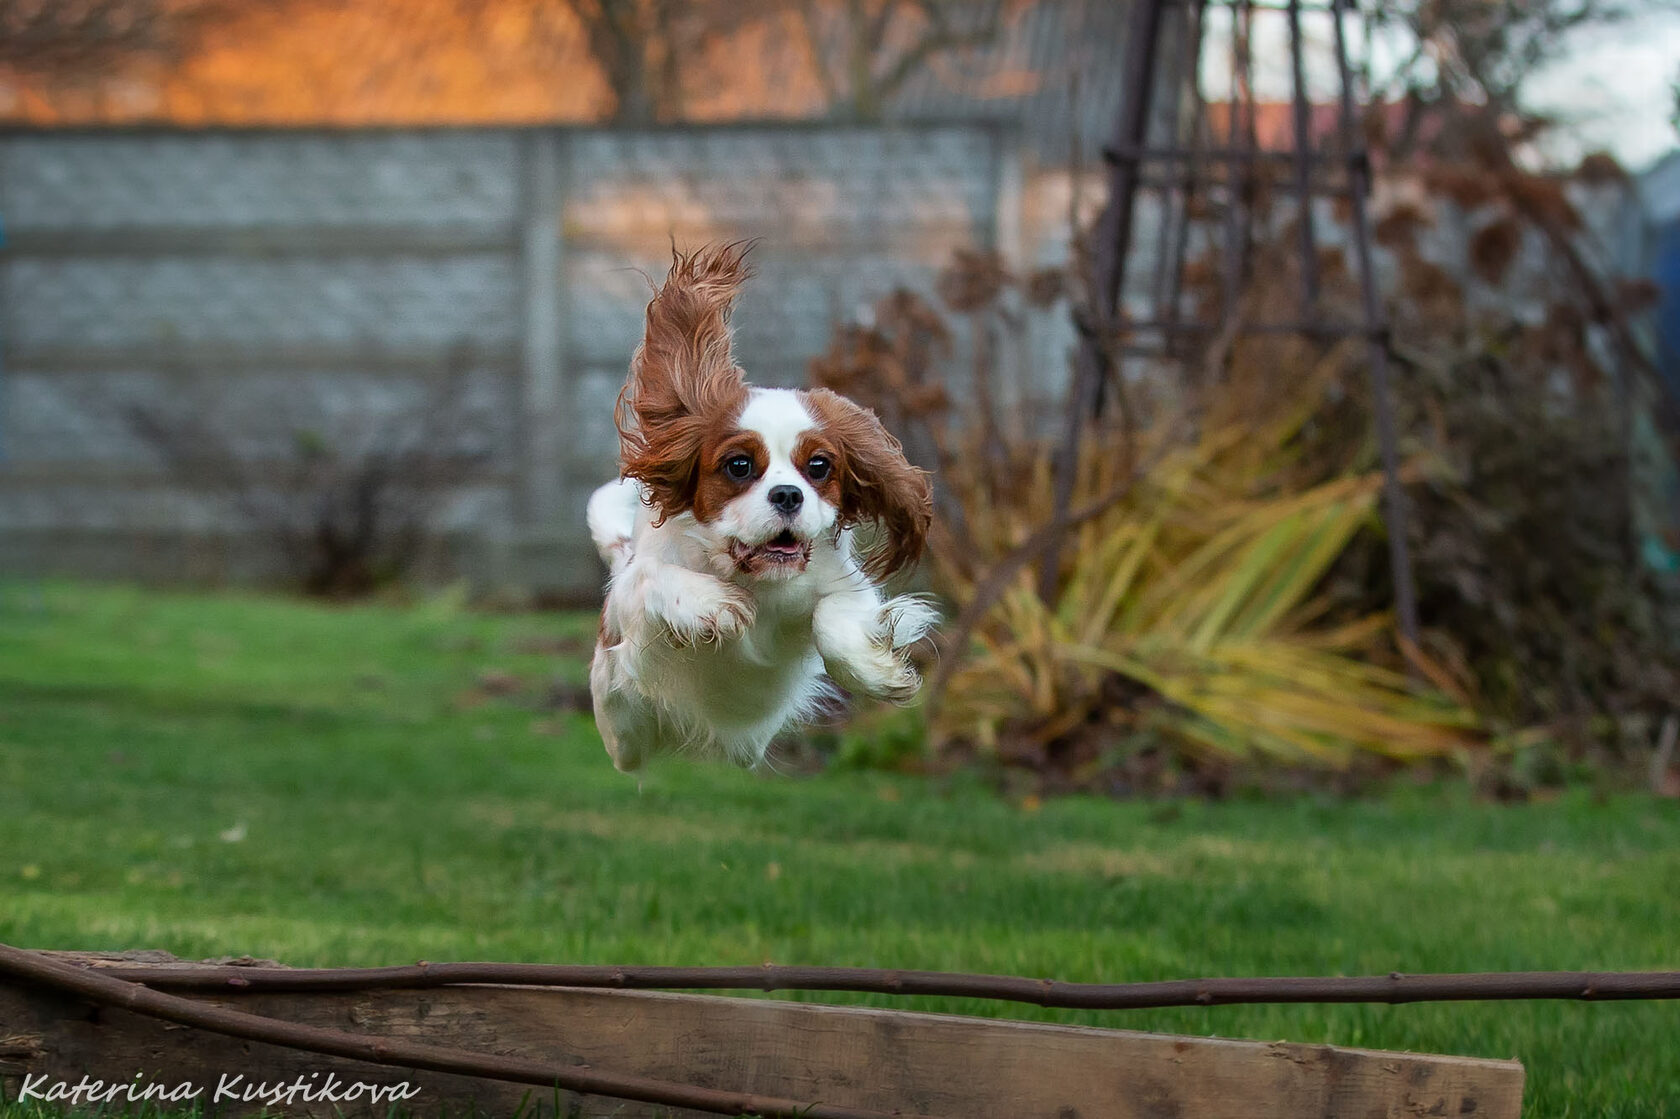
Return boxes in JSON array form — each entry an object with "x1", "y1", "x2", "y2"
[
  {"x1": 692, "y1": 430, "x2": 766, "y2": 525},
  {"x1": 792, "y1": 429, "x2": 843, "y2": 508},
  {"x1": 615, "y1": 243, "x2": 754, "y2": 523},
  {"x1": 799, "y1": 387, "x2": 932, "y2": 581}
]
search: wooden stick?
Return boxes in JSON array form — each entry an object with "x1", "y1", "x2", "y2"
[{"x1": 36, "y1": 950, "x2": 1680, "y2": 1009}]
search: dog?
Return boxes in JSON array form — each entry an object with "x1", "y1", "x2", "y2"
[{"x1": 587, "y1": 243, "x2": 937, "y2": 772}]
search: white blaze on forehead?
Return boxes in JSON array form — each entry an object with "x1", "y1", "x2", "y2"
[
  {"x1": 738, "y1": 388, "x2": 816, "y2": 468},
  {"x1": 721, "y1": 386, "x2": 838, "y2": 548}
]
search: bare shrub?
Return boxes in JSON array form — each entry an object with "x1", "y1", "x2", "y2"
[{"x1": 124, "y1": 344, "x2": 491, "y2": 597}]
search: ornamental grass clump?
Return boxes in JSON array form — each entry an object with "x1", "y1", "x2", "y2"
[
  {"x1": 811, "y1": 251, "x2": 1482, "y2": 787},
  {"x1": 928, "y1": 342, "x2": 1480, "y2": 779}
]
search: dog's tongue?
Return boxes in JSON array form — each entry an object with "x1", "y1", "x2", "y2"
[{"x1": 764, "y1": 531, "x2": 802, "y2": 555}]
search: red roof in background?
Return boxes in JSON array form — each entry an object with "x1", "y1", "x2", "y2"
[{"x1": 1204, "y1": 99, "x2": 1425, "y2": 155}]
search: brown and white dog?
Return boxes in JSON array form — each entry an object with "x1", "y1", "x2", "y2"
[{"x1": 587, "y1": 244, "x2": 936, "y2": 771}]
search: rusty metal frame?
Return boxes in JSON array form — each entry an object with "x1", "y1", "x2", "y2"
[{"x1": 1060, "y1": 0, "x2": 1421, "y2": 649}]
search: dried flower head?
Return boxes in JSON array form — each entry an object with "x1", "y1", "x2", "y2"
[
  {"x1": 1573, "y1": 151, "x2": 1627, "y2": 186},
  {"x1": 1423, "y1": 166, "x2": 1498, "y2": 210},
  {"x1": 1615, "y1": 278, "x2": 1661, "y2": 313},
  {"x1": 1024, "y1": 267, "x2": 1066, "y2": 309},
  {"x1": 1468, "y1": 217, "x2": 1523, "y2": 285},
  {"x1": 937, "y1": 248, "x2": 1011, "y2": 313},
  {"x1": 1504, "y1": 174, "x2": 1581, "y2": 232},
  {"x1": 1374, "y1": 201, "x2": 1431, "y2": 250}
]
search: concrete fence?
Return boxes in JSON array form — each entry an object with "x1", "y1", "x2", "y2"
[{"x1": 0, "y1": 123, "x2": 1024, "y2": 596}]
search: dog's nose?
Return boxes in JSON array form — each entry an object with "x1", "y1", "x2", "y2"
[{"x1": 767, "y1": 485, "x2": 804, "y2": 515}]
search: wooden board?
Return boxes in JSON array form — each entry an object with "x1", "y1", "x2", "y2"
[{"x1": 0, "y1": 954, "x2": 1525, "y2": 1119}]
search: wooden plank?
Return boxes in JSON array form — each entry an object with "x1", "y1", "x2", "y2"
[{"x1": 0, "y1": 954, "x2": 1523, "y2": 1119}]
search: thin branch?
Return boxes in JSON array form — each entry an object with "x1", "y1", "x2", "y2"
[
  {"x1": 795, "y1": 0, "x2": 842, "y2": 106},
  {"x1": 865, "y1": 0, "x2": 898, "y2": 56},
  {"x1": 870, "y1": 1, "x2": 1000, "y2": 107},
  {"x1": 25, "y1": 950, "x2": 1680, "y2": 1010}
]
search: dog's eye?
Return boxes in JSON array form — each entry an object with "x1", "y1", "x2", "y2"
[
  {"x1": 806, "y1": 455, "x2": 832, "y2": 482},
  {"x1": 724, "y1": 455, "x2": 754, "y2": 480}
]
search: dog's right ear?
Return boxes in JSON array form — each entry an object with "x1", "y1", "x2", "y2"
[{"x1": 616, "y1": 242, "x2": 753, "y2": 523}]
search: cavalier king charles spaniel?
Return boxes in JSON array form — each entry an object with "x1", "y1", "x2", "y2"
[{"x1": 587, "y1": 243, "x2": 937, "y2": 772}]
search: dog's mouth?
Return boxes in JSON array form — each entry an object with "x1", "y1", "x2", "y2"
[{"x1": 729, "y1": 529, "x2": 812, "y2": 573}]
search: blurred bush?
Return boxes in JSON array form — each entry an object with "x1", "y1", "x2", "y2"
[
  {"x1": 812, "y1": 215, "x2": 1679, "y2": 792},
  {"x1": 126, "y1": 345, "x2": 490, "y2": 597},
  {"x1": 1322, "y1": 187, "x2": 1680, "y2": 779}
]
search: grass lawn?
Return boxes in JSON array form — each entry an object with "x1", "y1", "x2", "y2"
[{"x1": 1, "y1": 580, "x2": 1677, "y2": 1118}]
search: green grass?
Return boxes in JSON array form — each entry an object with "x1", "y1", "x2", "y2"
[{"x1": 1, "y1": 581, "x2": 1677, "y2": 1117}]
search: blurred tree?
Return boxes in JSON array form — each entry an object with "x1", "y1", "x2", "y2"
[
  {"x1": 0, "y1": 0, "x2": 229, "y2": 72},
  {"x1": 788, "y1": 0, "x2": 1015, "y2": 121},
  {"x1": 557, "y1": 0, "x2": 686, "y2": 122},
  {"x1": 554, "y1": 0, "x2": 767, "y2": 123},
  {"x1": 1370, "y1": 0, "x2": 1660, "y2": 162}
]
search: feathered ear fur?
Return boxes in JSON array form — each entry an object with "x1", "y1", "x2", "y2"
[
  {"x1": 616, "y1": 243, "x2": 753, "y2": 522},
  {"x1": 800, "y1": 387, "x2": 933, "y2": 581}
]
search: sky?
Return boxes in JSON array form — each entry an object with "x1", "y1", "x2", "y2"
[
  {"x1": 1526, "y1": 8, "x2": 1680, "y2": 172},
  {"x1": 1199, "y1": 5, "x2": 1679, "y2": 173}
]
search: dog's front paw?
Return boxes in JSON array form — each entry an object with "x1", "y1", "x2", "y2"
[
  {"x1": 660, "y1": 579, "x2": 756, "y2": 648},
  {"x1": 695, "y1": 589, "x2": 755, "y2": 645},
  {"x1": 813, "y1": 591, "x2": 936, "y2": 702},
  {"x1": 880, "y1": 594, "x2": 940, "y2": 650},
  {"x1": 875, "y1": 657, "x2": 923, "y2": 705},
  {"x1": 848, "y1": 639, "x2": 923, "y2": 704},
  {"x1": 868, "y1": 597, "x2": 936, "y2": 702}
]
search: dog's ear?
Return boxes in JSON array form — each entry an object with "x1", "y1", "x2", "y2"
[
  {"x1": 801, "y1": 387, "x2": 932, "y2": 581},
  {"x1": 616, "y1": 243, "x2": 753, "y2": 522}
]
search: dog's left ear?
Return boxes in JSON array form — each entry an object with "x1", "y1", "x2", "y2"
[{"x1": 801, "y1": 387, "x2": 932, "y2": 581}]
